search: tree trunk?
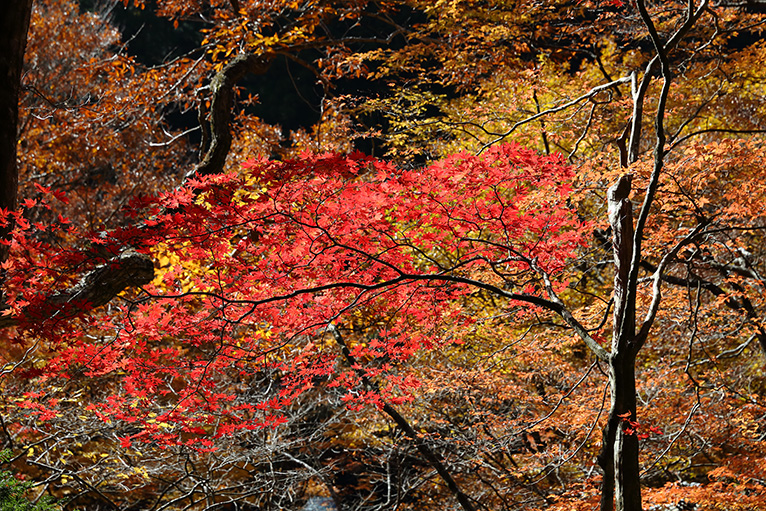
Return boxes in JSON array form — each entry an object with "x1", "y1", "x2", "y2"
[
  {"x1": 600, "y1": 351, "x2": 642, "y2": 511},
  {"x1": 0, "y1": 0, "x2": 33, "y2": 265},
  {"x1": 609, "y1": 352, "x2": 642, "y2": 511},
  {"x1": 598, "y1": 410, "x2": 616, "y2": 511},
  {"x1": 600, "y1": 175, "x2": 643, "y2": 511}
]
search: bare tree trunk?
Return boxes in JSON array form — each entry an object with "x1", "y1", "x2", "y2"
[
  {"x1": 608, "y1": 353, "x2": 642, "y2": 511},
  {"x1": 598, "y1": 412, "x2": 616, "y2": 511},
  {"x1": 190, "y1": 53, "x2": 271, "y2": 180},
  {"x1": 599, "y1": 175, "x2": 643, "y2": 511},
  {"x1": 0, "y1": 0, "x2": 32, "y2": 264}
]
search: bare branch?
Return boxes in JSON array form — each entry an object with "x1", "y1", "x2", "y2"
[
  {"x1": 532, "y1": 260, "x2": 610, "y2": 361},
  {"x1": 478, "y1": 76, "x2": 633, "y2": 154},
  {"x1": 640, "y1": 401, "x2": 701, "y2": 477},
  {"x1": 668, "y1": 127, "x2": 766, "y2": 151},
  {"x1": 639, "y1": 258, "x2": 766, "y2": 354},
  {"x1": 634, "y1": 222, "x2": 709, "y2": 350},
  {"x1": 568, "y1": 101, "x2": 598, "y2": 162}
]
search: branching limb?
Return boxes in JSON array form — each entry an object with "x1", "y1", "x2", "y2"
[
  {"x1": 639, "y1": 259, "x2": 766, "y2": 354},
  {"x1": 189, "y1": 53, "x2": 272, "y2": 180},
  {"x1": 668, "y1": 127, "x2": 766, "y2": 151},
  {"x1": 634, "y1": 221, "x2": 709, "y2": 351},
  {"x1": 628, "y1": 0, "x2": 710, "y2": 338},
  {"x1": 568, "y1": 100, "x2": 598, "y2": 162},
  {"x1": 627, "y1": 0, "x2": 710, "y2": 163},
  {"x1": 531, "y1": 260, "x2": 610, "y2": 361},
  {"x1": 27, "y1": 459, "x2": 120, "y2": 510},
  {"x1": 640, "y1": 401, "x2": 701, "y2": 477},
  {"x1": 479, "y1": 76, "x2": 633, "y2": 153}
]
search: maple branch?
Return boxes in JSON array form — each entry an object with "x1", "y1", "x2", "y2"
[
  {"x1": 626, "y1": 61, "x2": 655, "y2": 164},
  {"x1": 568, "y1": 101, "x2": 598, "y2": 162},
  {"x1": 666, "y1": 83, "x2": 725, "y2": 147},
  {"x1": 683, "y1": 280, "x2": 704, "y2": 390},
  {"x1": 527, "y1": 360, "x2": 599, "y2": 431},
  {"x1": 639, "y1": 259, "x2": 766, "y2": 354},
  {"x1": 629, "y1": 0, "x2": 709, "y2": 338},
  {"x1": 635, "y1": 0, "x2": 668, "y2": 63},
  {"x1": 220, "y1": 211, "x2": 592, "y2": 337},
  {"x1": 384, "y1": 277, "x2": 605, "y2": 359},
  {"x1": 326, "y1": 325, "x2": 479, "y2": 511},
  {"x1": 27, "y1": 458, "x2": 120, "y2": 510},
  {"x1": 147, "y1": 125, "x2": 201, "y2": 148},
  {"x1": 152, "y1": 270, "x2": 585, "y2": 333},
  {"x1": 0, "y1": 250, "x2": 154, "y2": 329},
  {"x1": 668, "y1": 127, "x2": 766, "y2": 151},
  {"x1": 627, "y1": 0, "x2": 709, "y2": 163},
  {"x1": 631, "y1": 20, "x2": 671, "y2": 256},
  {"x1": 640, "y1": 401, "x2": 700, "y2": 478},
  {"x1": 532, "y1": 376, "x2": 609, "y2": 485}
]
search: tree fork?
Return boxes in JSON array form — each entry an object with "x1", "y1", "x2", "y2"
[{"x1": 0, "y1": 250, "x2": 154, "y2": 330}]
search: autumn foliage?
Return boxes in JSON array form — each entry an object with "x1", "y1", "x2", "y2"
[
  {"x1": 2, "y1": 0, "x2": 766, "y2": 510},
  {"x1": 2, "y1": 143, "x2": 583, "y2": 439}
]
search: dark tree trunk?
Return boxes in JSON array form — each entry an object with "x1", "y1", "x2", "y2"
[
  {"x1": 191, "y1": 53, "x2": 271, "y2": 180},
  {"x1": 0, "y1": 0, "x2": 33, "y2": 265},
  {"x1": 600, "y1": 175, "x2": 643, "y2": 511},
  {"x1": 608, "y1": 352, "x2": 642, "y2": 511}
]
